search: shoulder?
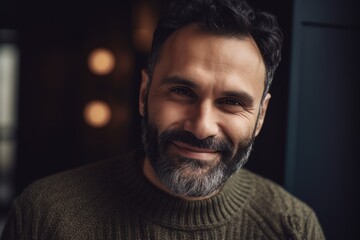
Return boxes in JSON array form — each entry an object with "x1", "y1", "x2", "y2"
[
  {"x1": 3, "y1": 156, "x2": 128, "y2": 239},
  {"x1": 17, "y1": 149, "x2": 142, "y2": 210},
  {"x1": 19, "y1": 157, "x2": 117, "y2": 206},
  {"x1": 238, "y1": 169, "x2": 325, "y2": 239},
  {"x1": 242, "y1": 169, "x2": 308, "y2": 213},
  {"x1": 2, "y1": 152, "x2": 140, "y2": 239}
]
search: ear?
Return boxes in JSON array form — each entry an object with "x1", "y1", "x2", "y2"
[
  {"x1": 139, "y1": 69, "x2": 149, "y2": 117},
  {"x1": 254, "y1": 93, "x2": 271, "y2": 137}
]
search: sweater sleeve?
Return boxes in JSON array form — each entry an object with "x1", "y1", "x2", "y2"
[
  {"x1": 303, "y1": 210, "x2": 325, "y2": 240},
  {"x1": 281, "y1": 208, "x2": 325, "y2": 240}
]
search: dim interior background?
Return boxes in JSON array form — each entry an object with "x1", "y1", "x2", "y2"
[{"x1": 0, "y1": 0, "x2": 359, "y2": 239}]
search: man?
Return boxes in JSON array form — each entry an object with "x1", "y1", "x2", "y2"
[{"x1": 1, "y1": 0, "x2": 324, "y2": 239}]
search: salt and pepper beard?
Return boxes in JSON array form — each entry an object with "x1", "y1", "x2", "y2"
[{"x1": 141, "y1": 99, "x2": 258, "y2": 198}]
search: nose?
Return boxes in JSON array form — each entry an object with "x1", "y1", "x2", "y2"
[{"x1": 183, "y1": 101, "x2": 220, "y2": 140}]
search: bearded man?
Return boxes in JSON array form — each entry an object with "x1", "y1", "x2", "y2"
[{"x1": 1, "y1": 0, "x2": 324, "y2": 239}]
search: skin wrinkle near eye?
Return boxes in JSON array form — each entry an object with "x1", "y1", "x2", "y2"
[{"x1": 152, "y1": 85, "x2": 174, "y2": 100}]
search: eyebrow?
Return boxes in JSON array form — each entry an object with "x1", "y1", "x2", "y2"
[
  {"x1": 160, "y1": 76, "x2": 199, "y2": 89},
  {"x1": 160, "y1": 76, "x2": 255, "y2": 105}
]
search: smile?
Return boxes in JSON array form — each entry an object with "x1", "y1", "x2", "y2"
[{"x1": 171, "y1": 141, "x2": 219, "y2": 160}]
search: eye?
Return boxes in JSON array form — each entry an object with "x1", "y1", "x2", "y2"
[
  {"x1": 220, "y1": 98, "x2": 244, "y2": 106},
  {"x1": 170, "y1": 87, "x2": 194, "y2": 97}
]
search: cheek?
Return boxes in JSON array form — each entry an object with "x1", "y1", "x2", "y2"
[
  {"x1": 148, "y1": 99, "x2": 188, "y2": 131},
  {"x1": 220, "y1": 115, "x2": 256, "y2": 146}
]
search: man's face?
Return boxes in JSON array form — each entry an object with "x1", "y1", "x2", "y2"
[{"x1": 139, "y1": 24, "x2": 270, "y2": 198}]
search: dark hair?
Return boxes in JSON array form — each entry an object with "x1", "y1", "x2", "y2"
[{"x1": 147, "y1": 0, "x2": 283, "y2": 97}]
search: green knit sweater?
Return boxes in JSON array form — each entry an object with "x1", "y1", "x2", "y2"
[{"x1": 1, "y1": 150, "x2": 324, "y2": 239}]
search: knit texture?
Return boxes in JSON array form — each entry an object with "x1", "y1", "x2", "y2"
[{"x1": 1, "y1": 150, "x2": 324, "y2": 239}]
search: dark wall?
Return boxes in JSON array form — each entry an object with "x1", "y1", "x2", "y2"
[
  {"x1": 1, "y1": 1, "x2": 140, "y2": 192},
  {"x1": 286, "y1": 0, "x2": 360, "y2": 238}
]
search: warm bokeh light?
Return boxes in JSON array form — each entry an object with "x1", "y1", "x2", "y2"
[
  {"x1": 88, "y1": 48, "x2": 115, "y2": 75},
  {"x1": 132, "y1": 2, "x2": 158, "y2": 52},
  {"x1": 133, "y1": 28, "x2": 153, "y2": 52},
  {"x1": 84, "y1": 100, "x2": 111, "y2": 128}
]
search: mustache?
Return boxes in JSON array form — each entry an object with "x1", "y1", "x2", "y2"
[{"x1": 158, "y1": 129, "x2": 233, "y2": 154}]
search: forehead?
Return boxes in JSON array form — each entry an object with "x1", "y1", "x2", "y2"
[{"x1": 152, "y1": 24, "x2": 266, "y2": 97}]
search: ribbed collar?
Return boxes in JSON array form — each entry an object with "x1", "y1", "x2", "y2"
[{"x1": 108, "y1": 150, "x2": 253, "y2": 230}]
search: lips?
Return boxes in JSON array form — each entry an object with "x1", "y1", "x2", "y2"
[{"x1": 171, "y1": 141, "x2": 219, "y2": 160}]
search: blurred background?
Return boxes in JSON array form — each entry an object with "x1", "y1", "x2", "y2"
[{"x1": 0, "y1": 0, "x2": 359, "y2": 239}]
